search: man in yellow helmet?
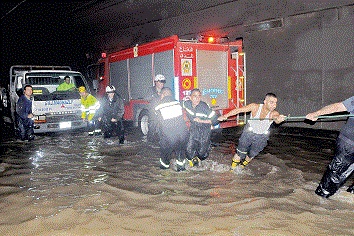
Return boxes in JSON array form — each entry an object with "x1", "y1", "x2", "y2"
[{"x1": 79, "y1": 86, "x2": 100, "y2": 135}]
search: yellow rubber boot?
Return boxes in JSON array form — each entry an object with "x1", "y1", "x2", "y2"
[
  {"x1": 188, "y1": 157, "x2": 201, "y2": 167},
  {"x1": 241, "y1": 160, "x2": 250, "y2": 168},
  {"x1": 188, "y1": 159, "x2": 194, "y2": 167},
  {"x1": 231, "y1": 159, "x2": 241, "y2": 170}
]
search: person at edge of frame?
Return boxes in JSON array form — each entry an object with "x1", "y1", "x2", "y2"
[{"x1": 306, "y1": 95, "x2": 354, "y2": 198}]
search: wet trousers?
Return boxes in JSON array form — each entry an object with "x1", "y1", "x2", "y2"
[
  {"x1": 147, "y1": 113, "x2": 159, "y2": 143},
  {"x1": 87, "y1": 120, "x2": 97, "y2": 135},
  {"x1": 101, "y1": 118, "x2": 124, "y2": 142},
  {"x1": 186, "y1": 128, "x2": 211, "y2": 161},
  {"x1": 237, "y1": 129, "x2": 269, "y2": 160},
  {"x1": 17, "y1": 116, "x2": 34, "y2": 141},
  {"x1": 159, "y1": 135, "x2": 187, "y2": 166},
  {"x1": 316, "y1": 137, "x2": 354, "y2": 197}
]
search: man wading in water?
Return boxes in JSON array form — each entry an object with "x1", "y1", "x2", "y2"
[{"x1": 218, "y1": 93, "x2": 286, "y2": 169}]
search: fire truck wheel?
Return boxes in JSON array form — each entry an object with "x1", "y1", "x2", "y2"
[{"x1": 138, "y1": 110, "x2": 149, "y2": 136}]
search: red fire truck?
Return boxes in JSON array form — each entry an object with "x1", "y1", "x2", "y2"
[{"x1": 90, "y1": 35, "x2": 246, "y2": 134}]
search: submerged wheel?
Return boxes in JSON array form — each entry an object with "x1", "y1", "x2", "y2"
[{"x1": 138, "y1": 109, "x2": 149, "y2": 136}]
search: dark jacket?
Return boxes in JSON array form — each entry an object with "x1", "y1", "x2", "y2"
[
  {"x1": 155, "y1": 96, "x2": 188, "y2": 142},
  {"x1": 98, "y1": 93, "x2": 124, "y2": 121},
  {"x1": 16, "y1": 95, "x2": 33, "y2": 120},
  {"x1": 183, "y1": 100, "x2": 219, "y2": 136},
  {"x1": 145, "y1": 86, "x2": 160, "y2": 103},
  {"x1": 145, "y1": 86, "x2": 161, "y2": 117}
]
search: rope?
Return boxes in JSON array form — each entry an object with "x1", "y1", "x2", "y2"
[{"x1": 247, "y1": 114, "x2": 353, "y2": 121}]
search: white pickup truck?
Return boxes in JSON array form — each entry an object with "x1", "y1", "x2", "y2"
[{"x1": 2, "y1": 65, "x2": 92, "y2": 133}]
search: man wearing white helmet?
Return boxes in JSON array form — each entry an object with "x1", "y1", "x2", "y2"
[
  {"x1": 145, "y1": 74, "x2": 166, "y2": 143},
  {"x1": 97, "y1": 85, "x2": 125, "y2": 142}
]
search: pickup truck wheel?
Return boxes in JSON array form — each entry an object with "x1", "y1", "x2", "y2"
[{"x1": 138, "y1": 110, "x2": 149, "y2": 136}]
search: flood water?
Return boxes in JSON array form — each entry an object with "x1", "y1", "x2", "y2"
[{"x1": 0, "y1": 126, "x2": 353, "y2": 236}]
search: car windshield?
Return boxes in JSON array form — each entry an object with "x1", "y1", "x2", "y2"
[{"x1": 26, "y1": 72, "x2": 86, "y2": 100}]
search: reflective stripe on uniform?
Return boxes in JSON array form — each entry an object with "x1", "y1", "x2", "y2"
[
  {"x1": 184, "y1": 107, "x2": 194, "y2": 116},
  {"x1": 89, "y1": 101, "x2": 100, "y2": 111},
  {"x1": 81, "y1": 105, "x2": 87, "y2": 112},
  {"x1": 155, "y1": 101, "x2": 182, "y2": 120},
  {"x1": 236, "y1": 148, "x2": 247, "y2": 154},
  {"x1": 155, "y1": 101, "x2": 180, "y2": 111},
  {"x1": 184, "y1": 105, "x2": 216, "y2": 120},
  {"x1": 160, "y1": 158, "x2": 170, "y2": 168},
  {"x1": 195, "y1": 112, "x2": 208, "y2": 118},
  {"x1": 208, "y1": 110, "x2": 216, "y2": 119},
  {"x1": 176, "y1": 159, "x2": 186, "y2": 166}
]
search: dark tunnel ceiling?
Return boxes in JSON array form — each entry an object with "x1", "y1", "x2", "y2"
[{"x1": 2, "y1": 0, "x2": 354, "y2": 51}]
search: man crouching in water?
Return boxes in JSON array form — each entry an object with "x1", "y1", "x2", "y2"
[
  {"x1": 218, "y1": 93, "x2": 286, "y2": 169},
  {"x1": 154, "y1": 87, "x2": 189, "y2": 171}
]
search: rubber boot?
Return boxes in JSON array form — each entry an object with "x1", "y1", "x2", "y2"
[
  {"x1": 188, "y1": 157, "x2": 200, "y2": 167},
  {"x1": 231, "y1": 159, "x2": 241, "y2": 170},
  {"x1": 241, "y1": 160, "x2": 250, "y2": 168},
  {"x1": 159, "y1": 158, "x2": 169, "y2": 170},
  {"x1": 315, "y1": 184, "x2": 332, "y2": 198},
  {"x1": 176, "y1": 159, "x2": 186, "y2": 172}
]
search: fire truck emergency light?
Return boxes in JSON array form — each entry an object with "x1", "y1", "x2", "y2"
[
  {"x1": 207, "y1": 36, "x2": 215, "y2": 43},
  {"x1": 101, "y1": 52, "x2": 107, "y2": 58},
  {"x1": 198, "y1": 35, "x2": 218, "y2": 44}
]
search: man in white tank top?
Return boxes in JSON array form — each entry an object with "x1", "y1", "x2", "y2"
[{"x1": 218, "y1": 93, "x2": 286, "y2": 169}]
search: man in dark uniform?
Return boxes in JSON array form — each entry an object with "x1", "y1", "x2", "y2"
[
  {"x1": 306, "y1": 95, "x2": 354, "y2": 198},
  {"x1": 97, "y1": 85, "x2": 125, "y2": 143},
  {"x1": 155, "y1": 87, "x2": 189, "y2": 171},
  {"x1": 16, "y1": 84, "x2": 35, "y2": 141},
  {"x1": 145, "y1": 74, "x2": 166, "y2": 142},
  {"x1": 183, "y1": 88, "x2": 220, "y2": 167}
]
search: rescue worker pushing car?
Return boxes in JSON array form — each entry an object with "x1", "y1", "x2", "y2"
[
  {"x1": 97, "y1": 85, "x2": 125, "y2": 143},
  {"x1": 183, "y1": 88, "x2": 220, "y2": 167},
  {"x1": 79, "y1": 86, "x2": 100, "y2": 135},
  {"x1": 154, "y1": 87, "x2": 189, "y2": 171}
]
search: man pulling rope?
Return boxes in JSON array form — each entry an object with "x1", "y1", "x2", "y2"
[{"x1": 218, "y1": 93, "x2": 286, "y2": 169}]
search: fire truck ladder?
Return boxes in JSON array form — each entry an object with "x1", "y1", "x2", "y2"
[{"x1": 231, "y1": 51, "x2": 246, "y2": 125}]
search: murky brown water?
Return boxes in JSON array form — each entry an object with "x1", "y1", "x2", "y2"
[{"x1": 0, "y1": 127, "x2": 353, "y2": 236}]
